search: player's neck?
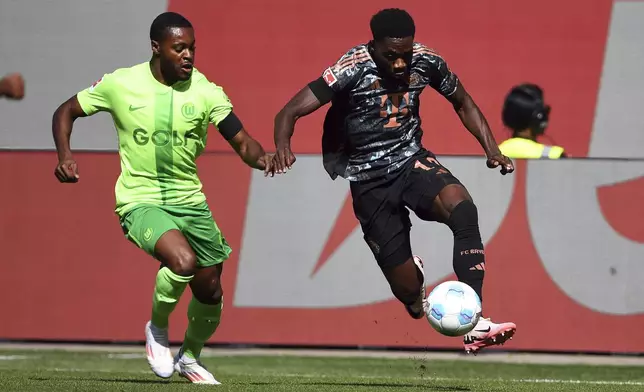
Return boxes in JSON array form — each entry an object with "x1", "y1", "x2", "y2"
[
  {"x1": 513, "y1": 129, "x2": 536, "y2": 141},
  {"x1": 149, "y1": 59, "x2": 178, "y2": 86}
]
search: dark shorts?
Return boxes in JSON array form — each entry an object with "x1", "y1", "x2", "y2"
[{"x1": 350, "y1": 150, "x2": 463, "y2": 269}]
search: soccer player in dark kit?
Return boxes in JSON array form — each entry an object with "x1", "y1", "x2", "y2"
[{"x1": 272, "y1": 8, "x2": 516, "y2": 353}]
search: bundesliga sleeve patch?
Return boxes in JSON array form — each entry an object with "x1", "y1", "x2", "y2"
[{"x1": 323, "y1": 68, "x2": 338, "y2": 87}]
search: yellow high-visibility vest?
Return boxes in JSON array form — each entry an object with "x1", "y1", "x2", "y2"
[{"x1": 498, "y1": 138, "x2": 564, "y2": 159}]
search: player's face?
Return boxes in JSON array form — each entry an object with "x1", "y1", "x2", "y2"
[
  {"x1": 158, "y1": 27, "x2": 195, "y2": 82},
  {"x1": 372, "y1": 36, "x2": 414, "y2": 81}
]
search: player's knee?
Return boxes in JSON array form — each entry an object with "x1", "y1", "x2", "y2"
[
  {"x1": 447, "y1": 200, "x2": 480, "y2": 239},
  {"x1": 167, "y1": 247, "x2": 197, "y2": 277},
  {"x1": 190, "y1": 264, "x2": 223, "y2": 304},
  {"x1": 194, "y1": 282, "x2": 223, "y2": 305}
]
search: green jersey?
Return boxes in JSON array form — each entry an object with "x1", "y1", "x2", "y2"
[{"x1": 76, "y1": 62, "x2": 233, "y2": 216}]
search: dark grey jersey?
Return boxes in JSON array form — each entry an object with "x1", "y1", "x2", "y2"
[{"x1": 321, "y1": 42, "x2": 459, "y2": 181}]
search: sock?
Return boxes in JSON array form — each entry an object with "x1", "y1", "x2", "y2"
[
  {"x1": 447, "y1": 200, "x2": 485, "y2": 302},
  {"x1": 181, "y1": 296, "x2": 223, "y2": 360},
  {"x1": 151, "y1": 267, "x2": 193, "y2": 329}
]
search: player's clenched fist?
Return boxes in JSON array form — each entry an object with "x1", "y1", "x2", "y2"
[
  {"x1": 486, "y1": 154, "x2": 514, "y2": 175},
  {"x1": 55, "y1": 158, "x2": 80, "y2": 183},
  {"x1": 0, "y1": 73, "x2": 25, "y2": 100}
]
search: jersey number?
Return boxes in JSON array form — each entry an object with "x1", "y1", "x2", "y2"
[{"x1": 380, "y1": 92, "x2": 410, "y2": 128}]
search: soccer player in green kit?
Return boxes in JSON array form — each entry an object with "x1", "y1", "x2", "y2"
[{"x1": 51, "y1": 12, "x2": 273, "y2": 385}]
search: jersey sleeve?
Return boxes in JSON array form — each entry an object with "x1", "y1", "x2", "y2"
[
  {"x1": 414, "y1": 45, "x2": 459, "y2": 97},
  {"x1": 549, "y1": 145, "x2": 565, "y2": 159},
  {"x1": 320, "y1": 47, "x2": 367, "y2": 93},
  {"x1": 207, "y1": 83, "x2": 233, "y2": 127},
  {"x1": 76, "y1": 73, "x2": 115, "y2": 115}
]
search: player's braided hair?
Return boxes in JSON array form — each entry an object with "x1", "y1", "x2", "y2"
[
  {"x1": 370, "y1": 8, "x2": 416, "y2": 41},
  {"x1": 150, "y1": 12, "x2": 193, "y2": 42}
]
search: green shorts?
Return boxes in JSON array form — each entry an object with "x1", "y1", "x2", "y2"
[{"x1": 119, "y1": 202, "x2": 232, "y2": 268}]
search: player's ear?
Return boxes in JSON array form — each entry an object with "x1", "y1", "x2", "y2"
[{"x1": 151, "y1": 40, "x2": 161, "y2": 56}]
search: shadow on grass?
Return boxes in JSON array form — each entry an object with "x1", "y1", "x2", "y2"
[
  {"x1": 29, "y1": 376, "x2": 178, "y2": 385},
  {"x1": 249, "y1": 380, "x2": 470, "y2": 390}
]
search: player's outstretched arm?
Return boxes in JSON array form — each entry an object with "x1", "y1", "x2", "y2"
[
  {"x1": 273, "y1": 81, "x2": 332, "y2": 174},
  {"x1": 0, "y1": 73, "x2": 25, "y2": 100},
  {"x1": 52, "y1": 95, "x2": 87, "y2": 183},
  {"x1": 226, "y1": 127, "x2": 275, "y2": 177},
  {"x1": 446, "y1": 84, "x2": 514, "y2": 175}
]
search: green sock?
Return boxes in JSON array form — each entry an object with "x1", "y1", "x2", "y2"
[
  {"x1": 181, "y1": 296, "x2": 223, "y2": 360},
  {"x1": 150, "y1": 267, "x2": 193, "y2": 329}
]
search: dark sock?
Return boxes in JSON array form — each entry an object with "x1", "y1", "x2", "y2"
[{"x1": 447, "y1": 200, "x2": 485, "y2": 301}]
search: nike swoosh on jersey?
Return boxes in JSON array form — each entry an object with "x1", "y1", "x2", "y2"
[{"x1": 129, "y1": 105, "x2": 146, "y2": 111}]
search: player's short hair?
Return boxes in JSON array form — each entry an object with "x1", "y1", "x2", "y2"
[
  {"x1": 150, "y1": 12, "x2": 193, "y2": 42},
  {"x1": 502, "y1": 83, "x2": 544, "y2": 131},
  {"x1": 370, "y1": 8, "x2": 416, "y2": 42}
]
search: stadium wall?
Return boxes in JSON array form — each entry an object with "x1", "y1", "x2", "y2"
[{"x1": 1, "y1": 0, "x2": 643, "y2": 354}]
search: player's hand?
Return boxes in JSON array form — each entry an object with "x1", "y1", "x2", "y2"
[
  {"x1": 274, "y1": 144, "x2": 296, "y2": 174},
  {"x1": 486, "y1": 154, "x2": 514, "y2": 175},
  {"x1": 55, "y1": 158, "x2": 80, "y2": 183},
  {"x1": 257, "y1": 154, "x2": 276, "y2": 177},
  {"x1": 0, "y1": 73, "x2": 25, "y2": 100}
]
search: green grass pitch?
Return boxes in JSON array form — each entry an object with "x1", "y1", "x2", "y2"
[{"x1": 0, "y1": 348, "x2": 643, "y2": 391}]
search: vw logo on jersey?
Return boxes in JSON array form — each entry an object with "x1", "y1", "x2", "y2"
[{"x1": 181, "y1": 102, "x2": 196, "y2": 119}]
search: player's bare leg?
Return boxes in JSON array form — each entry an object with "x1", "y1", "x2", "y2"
[
  {"x1": 420, "y1": 183, "x2": 516, "y2": 353},
  {"x1": 382, "y1": 255, "x2": 428, "y2": 319},
  {"x1": 173, "y1": 263, "x2": 223, "y2": 385},
  {"x1": 146, "y1": 230, "x2": 196, "y2": 378}
]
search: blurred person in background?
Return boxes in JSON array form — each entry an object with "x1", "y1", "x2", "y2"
[
  {"x1": 0, "y1": 73, "x2": 25, "y2": 100},
  {"x1": 498, "y1": 83, "x2": 566, "y2": 159}
]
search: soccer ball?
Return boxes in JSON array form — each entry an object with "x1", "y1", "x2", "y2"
[{"x1": 426, "y1": 281, "x2": 482, "y2": 337}]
